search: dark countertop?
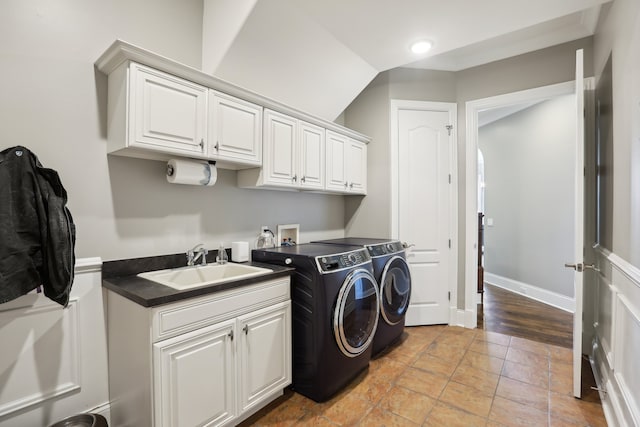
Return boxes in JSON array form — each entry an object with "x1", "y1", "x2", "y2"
[{"x1": 102, "y1": 250, "x2": 294, "y2": 307}]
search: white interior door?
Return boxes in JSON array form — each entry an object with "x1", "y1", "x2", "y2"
[
  {"x1": 396, "y1": 102, "x2": 455, "y2": 326},
  {"x1": 568, "y1": 49, "x2": 586, "y2": 398}
]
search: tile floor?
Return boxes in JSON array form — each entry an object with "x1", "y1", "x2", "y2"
[{"x1": 242, "y1": 325, "x2": 608, "y2": 426}]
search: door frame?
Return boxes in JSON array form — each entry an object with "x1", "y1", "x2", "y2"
[
  {"x1": 464, "y1": 80, "x2": 587, "y2": 327},
  {"x1": 389, "y1": 99, "x2": 458, "y2": 325}
]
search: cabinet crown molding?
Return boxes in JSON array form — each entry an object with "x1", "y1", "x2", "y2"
[{"x1": 95, "y1": 39, "x2": 370, "y2": 144}]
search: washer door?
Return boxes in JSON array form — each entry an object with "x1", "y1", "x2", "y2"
[
  {"x1": 333, "y1": 269, "x2": 380, "y2": 357},
  {"x1": 380, "y1": 256, "x2": 412, "y2": 325}
]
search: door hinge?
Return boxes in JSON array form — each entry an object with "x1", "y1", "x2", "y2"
[{"x1": 445, "y1": 125, "x2": 453, "y2": 136}]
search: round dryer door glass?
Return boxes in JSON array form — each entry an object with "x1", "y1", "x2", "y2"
[
  {"x1": 334, "y1": 269, "x2": 380, "y2": 357},
  {"x1": 380, "y1": 256, "x2": 412, "y2": 325}
]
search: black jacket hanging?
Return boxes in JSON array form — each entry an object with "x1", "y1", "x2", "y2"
[{"x1": 0, "y1": 146, "x2": 76, "y2": 306}]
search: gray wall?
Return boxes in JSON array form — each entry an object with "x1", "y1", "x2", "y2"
[
  {"x1": 593, "y1": 0, "x2": 640, "y2": 267},
  {"x1": 343, "y1": 38, "x2": 593, "y2": 308},
  {"x1": 480, "y1": 96, "x2": 576, "y2": 298},
  {"x1": 344, "y1": 69, "x2": 457, "y2": 237},
  {"x1": 0, "y1": 0, "x2": 345, "y2": 261}
]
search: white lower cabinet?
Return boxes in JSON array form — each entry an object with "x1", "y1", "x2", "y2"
[
  {"x1": 238, "y1": 303, "x2": 291, "y2": 413},
  {"x1": 107, "y1": 277, "x2": 292, "y2": 427},
  {"x1": 154, "y1": 320, "x2": 236, "y2": 427}
]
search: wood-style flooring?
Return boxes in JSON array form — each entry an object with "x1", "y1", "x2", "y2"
[
  {"x1": 479, "y1": 282, "x2": 602, "y2": 404},
  {"x1": 478, "y1": 283, "x2": 573, "y2": 348}
]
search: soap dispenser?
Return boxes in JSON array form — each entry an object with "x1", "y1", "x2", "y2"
[{"x1": 216, "y1": 243, "x2": 228, "y2": 264}]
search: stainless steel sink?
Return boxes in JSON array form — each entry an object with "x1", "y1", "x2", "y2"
[{"x1": 137, "y1": 263, "x2": 273, "y2": 290}]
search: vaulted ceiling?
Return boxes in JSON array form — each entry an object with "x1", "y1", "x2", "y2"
[{"x1": 202, "y1": 0, "x2": 611, "y2": 121}]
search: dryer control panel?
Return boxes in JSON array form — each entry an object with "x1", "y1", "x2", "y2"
[
  {"x1": 316, "y1": 249, "x2": 370, "y2": 273},
  {"x1": 367, "y1": 241, "x2": 404, "y2": 257}
]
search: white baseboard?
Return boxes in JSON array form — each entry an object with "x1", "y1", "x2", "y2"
[
  {"x1": 449, "y1": 307, "x2": 464, "y2": 327},
  {"x1": 449, "y1": 307, "x2": 477, "y2": 329},
  {"x1": 484, "y1": 272, "x2": 575, "y2": 313}
]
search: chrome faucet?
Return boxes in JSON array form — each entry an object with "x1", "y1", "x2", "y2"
[{"x1": 186, "y1": 243, "x2": 208, "y2": 266}]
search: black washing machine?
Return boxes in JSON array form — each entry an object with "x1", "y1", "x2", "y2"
[
  {"x1": 312, "y1": 238, "x2": 412, "y2": 356},
  {"x1": 252, "y1": 243, "x2": 380, "y2": 402}
]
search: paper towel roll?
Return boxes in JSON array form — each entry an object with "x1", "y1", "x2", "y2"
[{"x1": 166, "y1": 159, "x2": 217, "y2": 186}]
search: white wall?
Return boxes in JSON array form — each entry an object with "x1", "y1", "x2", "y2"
[
  {"x1": 213, "y1": 0, "x2": 378, "y2": 122},
  {"x1": 480, "y1": 95, "x2": 576, "y2": 299},
  {"x1": 0, "y1": 0, "x2": 346, "y2": 262}
]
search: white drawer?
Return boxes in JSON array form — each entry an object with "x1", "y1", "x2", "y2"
[{"x1": 151, "y1": 277, "x2": 290, "y2": 342}]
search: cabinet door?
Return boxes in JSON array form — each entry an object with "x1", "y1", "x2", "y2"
[
  {"x1": 325, "y1": 130, "x2": 348, "y2": 192},
  {"x1": 130, "y1": 63, "x2": 207, "y2": 156},
  {"x1": 209, "y1": 91, "x2": 262, "y2": 166},
  {"x1": 154, "y1": 320, "x2": 236, "y2": 427},
  {"x1": 237, "y1": 301, "x2": 291, "y2": 414},
  {"x1": 298, "y1": 121, "x2": 325, "y2": 190},
  {"x1": 263, "y1": 110, "x2": 298, "y2": 187},
  {"x1": 347, "y1": 140, "x2": 367, "y2": 194}
]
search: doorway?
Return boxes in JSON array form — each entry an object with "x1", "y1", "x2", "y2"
[
  {"x1": 465, "y1": 81, "x2": 578, "y2": 326},
  {"x1": 477, "y1": 93, "x2": 577, "y2": 314}
]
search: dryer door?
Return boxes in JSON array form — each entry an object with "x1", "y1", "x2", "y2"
[
  {"x1": 380, "y1": 256, "x2": 412, "y2": 325},
  {"x1": 333, "y1": 269, "x2": 380, "y2": 357}
]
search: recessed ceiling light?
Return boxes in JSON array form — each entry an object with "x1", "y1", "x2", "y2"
[{"x1": 410, "y1": 40, "x2": 432, "y2": 54}]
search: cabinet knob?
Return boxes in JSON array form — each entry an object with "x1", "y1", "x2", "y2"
[
  {"x1": 344, "y1": 182, "x2": 348, "y2": 188},
  {"x1": 292, "y1": 175, "x2": 297, "y2": 183},
  {"x1": 349, "y1": 183, "x2": 354, "y2": 189},
  {"x1": 199, "y1": 139, "x2": 204, "y2": 149},
  {"x1": 242, "y1": 325, "x2": 249, "y2": 335},
  {"x1": 228, "y1": 330, "x2": 234, "y2": 341},
  {"x1": 214, "y1": 141, "x2": 219, "y2": 151},
  {"x1": 301, "y1": 176, "x2": 306, "y2": 183}
]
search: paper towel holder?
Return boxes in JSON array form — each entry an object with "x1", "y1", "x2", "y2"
[{"x1": 166, "y1": 160, "x2": 216, "y2": 177}]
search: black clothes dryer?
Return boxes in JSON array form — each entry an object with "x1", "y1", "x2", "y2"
[
  {"x1": 252, "y1": 244, "x2": 380, "y2": 402},
  {"x1": 312, "y1": 238, "x2": 412, "y2": 356}
]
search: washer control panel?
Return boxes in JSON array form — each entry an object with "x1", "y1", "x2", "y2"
[
  {"x1": 366, "y1": 241, "x2": 404, "y2": 257},
  {"x1": 317, "y1": 249, "x2": 370, "y2": 273}
]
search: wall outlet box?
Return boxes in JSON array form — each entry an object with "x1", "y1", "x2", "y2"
[{"x1": 277, "y1": 224, "x2": 299, "y2": 246}]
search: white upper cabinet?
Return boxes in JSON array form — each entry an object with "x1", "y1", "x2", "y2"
[
  {"x1": 325, "y1": 131, "x2": 348, "y2": 192},
  {"x1": 263, "y1": 110, "x2": 298, "y2": 186},
  {"x1": 124, "y1": 63, "x2": 208, "y2": 157},
  {"x1": 97, "y1": 42, "x2": 369, "y2": 183},
  {"x1": 298, "y1": 121, "x2": 325, "y2": 190},
  {"x1": 347, "y1": 139, "x2": 367, "y2": 194},
  {"x1": 209, "y1": 91, "x2": 262, "y2": 167},
  {"x1": 325, "y1": 130, "x2": 367, "y2": 195},
  {"x1": 106, "y1": 61, "x2": 262, "y2": 169},
  {"x1": 238, "y1": 110, "x2": 325, "y2": 191}
]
